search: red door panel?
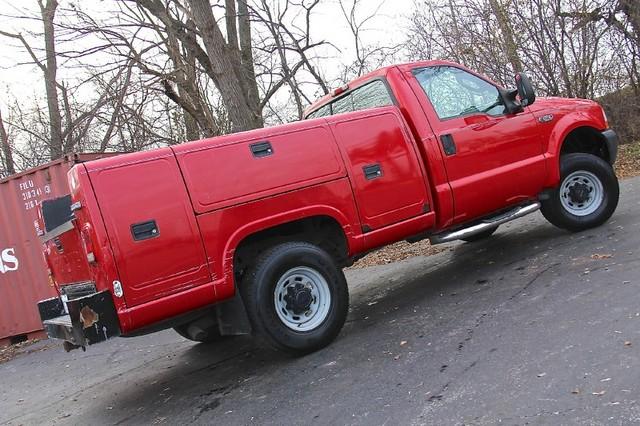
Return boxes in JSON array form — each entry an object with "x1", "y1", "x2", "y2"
[
  {"x1": 331, "y1": 107, "x2": 430, "y2": 230},
  {"x1": 88, "y1": 150, "x2": 209, "y2": 306},
  {"x1": 407, "y1": 66, "x2": 547, "y2": 223},
  {"x1": 440, "y1": 112, "x2": 547, "y2": 222}
]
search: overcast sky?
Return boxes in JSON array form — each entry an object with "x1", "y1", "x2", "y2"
[{"x1": 0, "y1": 0, "x2": 417, "y2": 108}]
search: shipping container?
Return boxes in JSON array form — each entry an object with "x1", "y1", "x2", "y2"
[{"x1": 0, "y1": 153, "x2": 118, "y2": 346}]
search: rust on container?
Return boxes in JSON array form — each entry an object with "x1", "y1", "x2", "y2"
[{"x1": 0, "y1": 153, "x2": 119, "y2": 345}]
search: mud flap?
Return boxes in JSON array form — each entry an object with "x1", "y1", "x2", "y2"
[{"x1": 216, "y1": 293, "x2": 252, "y2": 336}]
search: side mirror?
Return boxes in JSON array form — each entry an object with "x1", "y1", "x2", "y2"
[
  {"x1": 499, "y1": 88, "x2": 523, "y2": 115},
  {"x1": 515, "y1": 72, "x2": 536, "y2": 107}
]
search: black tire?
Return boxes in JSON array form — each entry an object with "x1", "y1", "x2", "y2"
[
  {"x1": 241, "y1": 242, "x2": 349, "y2": 356},
  {"x1": 461, "y1": 225, "x2": 499, "y2": 242},
  {"x1": 541, "y1": 153, "x2": 619, "y2": 232}
]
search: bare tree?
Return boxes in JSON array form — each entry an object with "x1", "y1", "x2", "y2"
[
  {"x1": 338, "y1": 0, "x2": 402, "y2": 82},
  {"x1": 0, "y1": 107, "x2": 16, "y2": 177},
  {"x1": 39, "y1": 0, "x2": 64, "y2": 159},
  {"x1": 0, "y1": 0, "x2": 64, "y2": 159},
  {"x1": 131, "y1": 0, "x2": 263, "y2": 131},
  {"x1": 248, "y1": 0, "x2": 332, "y2": 120},
  {"x1": 408, "y1": 0, "x2": 618, "y2": 98},
  {"x1": 0, "y1": 1, "x2": 143, "y2": 160},
  {"x1": 487, "y1": 0, "x2": 523, "y2": 73}
]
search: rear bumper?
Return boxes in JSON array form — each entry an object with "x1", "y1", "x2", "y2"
[
  {"x1": 602, "y1": 129, "x2": 619, "y2": 165},
  {"x1": 38, "y1": 290, "x2": 121, "y2": 348}
]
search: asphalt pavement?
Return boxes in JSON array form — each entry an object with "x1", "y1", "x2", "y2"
[{"x1": 2, "y1": 177, "x2": 640, "y2": 425}]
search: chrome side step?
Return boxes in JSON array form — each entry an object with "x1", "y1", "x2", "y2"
[{"x1": 429, "y1": 202, "x2": 541, "y2": 245}]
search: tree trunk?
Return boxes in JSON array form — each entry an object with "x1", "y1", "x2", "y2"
[
  {"x1": 488, "y1": 0, "x2": 523, "y2": 73},
  {"x1": 182, "y1": 46, "x2": 202, "y2": 141},
  {"x1": 0, "y1": 108, "x2": 15, "y2": 175},
  {"x1": 186, "y1": 0, "x2": 262, "y2": 132},
  {"x1": 237, "y1": 0, "x2": 262, "y2": 125},
  {"x1": 619, "y1": 0, "x2": 640, "y2": 45},
  {"x1": 39, "y1": 0, "x2": 64, "y2": 160},
  {"x1": 164, "y1": 22, "x2": 213, "y2": 139}
]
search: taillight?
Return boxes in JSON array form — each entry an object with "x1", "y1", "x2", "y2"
[
  {"x1": 80, "y1": 224, "x2": 96, "y2": 264},
  {"x1": 331, "y1": 84, "x2": 349, "y2": 97},
  {"x1": 42, "y1": 245, "x2": 55, "y2": 287}
]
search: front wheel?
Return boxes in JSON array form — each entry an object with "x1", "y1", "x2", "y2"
[
  {"x1": 541, "y1": 153, "x2": 619, "y2": 232},
  {"x1": 241, "y1": 242, "x2": 349, "y2": 356}
]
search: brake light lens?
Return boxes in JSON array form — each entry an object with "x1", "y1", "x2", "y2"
[
  {"x1": 80, "y1": 224, "x2": 96, "y2": 264},
  {"x1": 331, "y1": 84, "x2": 349, "y2": 97},
  {"x1": 42, "y1": 245, "x2": 55, "y2": 287}
]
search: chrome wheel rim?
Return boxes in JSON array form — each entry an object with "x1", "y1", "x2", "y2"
[
  {"x1": 274, "y1": 266, "x2": 331, "y2": 332},
  {"x1": 560, "y1": 170, "x2": 604, "y2": 216}
]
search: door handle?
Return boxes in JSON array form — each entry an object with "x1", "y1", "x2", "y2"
[
  {"x1": 363, "y1": 164, "x2": 383, "y2": 180},
  {"x1": 250, "y1": 141, "x2": 273, "y2": 158},
  {"x1": 131, "y1": 220, "x2": 159, "y2": 241},
  {"x1": 440, "y1": 134, "x2": 457, "y2": 155}
]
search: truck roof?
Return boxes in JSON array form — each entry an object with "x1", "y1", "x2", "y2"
[
  {"x1": 82, "y1": 60, "x2": 469, "y2": 173},
  {"x1": 303, "y1": 60, "x2": 461, "y2": 117}
]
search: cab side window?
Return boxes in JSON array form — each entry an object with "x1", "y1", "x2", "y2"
[{"x1": 413, "y1": 66, "x2": 505, "y2": 120}]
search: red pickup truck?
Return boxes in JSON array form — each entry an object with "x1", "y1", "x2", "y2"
[{"x1": 37, "y1": 60, "x2": 619, "y2": 355}]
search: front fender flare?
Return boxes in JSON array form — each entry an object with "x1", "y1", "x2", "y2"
[{"x1": 544, "y1": 114, "x2": 608, "y2": 188}]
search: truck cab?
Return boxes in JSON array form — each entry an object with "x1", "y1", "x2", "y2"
[{"x1": 37, "y1": 60, "x2": 619, "y2": 355}]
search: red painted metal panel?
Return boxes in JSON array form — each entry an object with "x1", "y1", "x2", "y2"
[
  {"x1": 173, "y1": 120, "x2": 346, "y2": 214},
  {"x1": 329, "y1": 107, "x2": 430, "y2": 230},
  {"x1": 86, "y1": 150, "x2": 210, "y2": 307},
  {"x1": 0, "y1": 153, "x2": 118, "y2": 341}
]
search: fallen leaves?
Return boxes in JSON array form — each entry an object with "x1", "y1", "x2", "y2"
[
  {"x1": 615, "y1": 143, "x2": 640, "y2": 179},
  {"x1": 591, "y1": 253, "x2": 613, "y2": 260},
  {"x1": 347, "y1": 240, "x2": 447, "y2": 269},
  {"x1": 0, "y1": 339, "x2": 41, "y2": 364}
]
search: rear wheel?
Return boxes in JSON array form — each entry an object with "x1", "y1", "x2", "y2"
[
  {"x1": 541, "y1": 153, "x2": 619, "y2": 232},
  {"x1": 241, "y1": 242, "x2": 349, "y2": 356},
  {"x1": 461, "y1": 225, "x2": 499, "y2": 242}
]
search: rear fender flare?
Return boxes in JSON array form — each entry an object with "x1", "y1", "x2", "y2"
[{"x1": 216, "y1": 206, "x2": 361, "y2": 300}]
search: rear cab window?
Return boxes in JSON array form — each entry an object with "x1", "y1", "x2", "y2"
[
  {"x1": 305, "y1": 79, "x2": 394, "y2": 119},
  {"x1": 307, "y1": 104, "x2": 331, "y2": 119}
]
